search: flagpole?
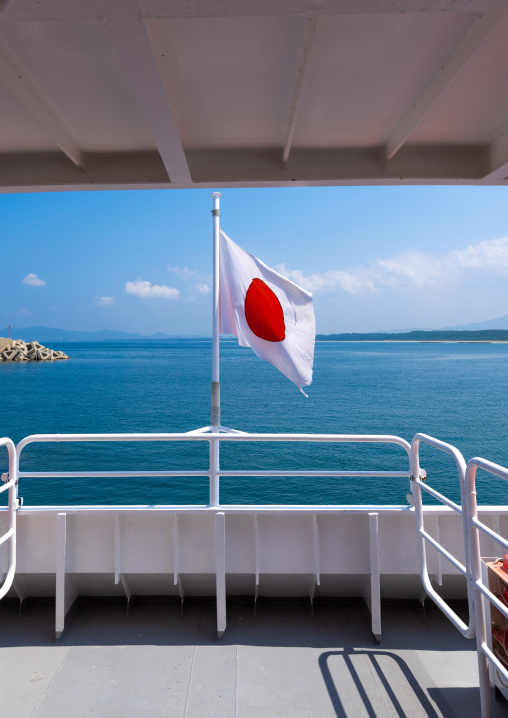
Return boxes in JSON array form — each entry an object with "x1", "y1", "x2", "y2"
[
  {"x1": 211, "y1": 192, "x2": 221, "y2": 431},
  {"x1": 210, "y1": 192, "x2": 221, "y2": 508}
]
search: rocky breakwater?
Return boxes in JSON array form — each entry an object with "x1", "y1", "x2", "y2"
[{"x1": 0, "y1": 338, "x2": 69, "y2": 362}]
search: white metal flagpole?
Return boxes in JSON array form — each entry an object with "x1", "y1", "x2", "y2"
[
  {"x1": 211, "y1": 192, "x2": 225, "y2": 632},
  {"x1": 211, "y1": 192, "x2": 221, "y2": 430}
]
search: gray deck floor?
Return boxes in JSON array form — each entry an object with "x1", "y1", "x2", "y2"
[{"x1": 1, "y1": 598, "x2": 508, "y2": 718}]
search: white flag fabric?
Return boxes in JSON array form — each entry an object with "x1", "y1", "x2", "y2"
[{"x1": 219, "y1": 229, "x2": 315, "y2": 392}]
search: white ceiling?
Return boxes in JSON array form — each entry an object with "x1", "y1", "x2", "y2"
[{"x1": 1, "y1": 0, "x2": 508, "y2": 191}]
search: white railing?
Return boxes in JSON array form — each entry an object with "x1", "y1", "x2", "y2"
[
  {"x1": 15, "y1": 432, "x2": 412, "y2": 507},
  {"x1": 411, "y1": 433, "x2": 475, "y2": 638},
  {"x1": 466, "y1": 457, "x2": 508, "y2": 718},
  {"x1": 0, "y1": 437, "x2": 18, "y2": 600},
  {"x1": 4, "y1": 426, "x2": 508, "y2": 717},
  {"x1": 411, "y1": 434, "x2": 508, "y2": 718},
  {"x1": 410, "y1": 437, "x2": 508, "y2": 718},
  {"x1": 10, "y1": 431, "x2": 414, "y2": 639}
]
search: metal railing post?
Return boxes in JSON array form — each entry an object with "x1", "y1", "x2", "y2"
[
  {"x1": 209, "y1": 437, "x2": 220, "y2": 507},
  {"x1": 464, "y1": 458, "x2": 508, "y2": 717},
  {"x1": 215, "y1": 511, "x2": 226, "y2": 638},
  {"x1": 0, "y1": 437, "x2": 18, "y2": 601},
  {"x1": 368, "y1": 512, "x2": 381, "y2": 641},
  {"x1": 466, "y1": 463, "x2": 492, "y2": 718}
]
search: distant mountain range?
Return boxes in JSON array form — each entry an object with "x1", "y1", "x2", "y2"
[
  {"x1": 3, "y1": 314, "x2": 508, "y2": 342},
  {"x1": 0, "y1": 326, "x2": 177, "y2": 342},
  {"x1": 443, "y1": 314, "x2": 508, "y2": 331}
]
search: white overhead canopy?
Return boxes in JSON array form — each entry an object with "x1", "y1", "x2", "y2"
[{"x1": 1, "y1": 0, "x2": 508, "y2": 191}]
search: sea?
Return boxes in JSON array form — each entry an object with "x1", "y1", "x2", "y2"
[{"x1": 0, "y1": 340, "x2": 507, "y2": 507}]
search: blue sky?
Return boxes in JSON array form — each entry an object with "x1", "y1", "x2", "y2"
[{"x1": 2, "y1": 185, "x2": 508, "y2": 335}]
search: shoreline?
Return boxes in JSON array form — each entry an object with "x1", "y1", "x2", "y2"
[{"x1": 315, "y1": 340, "x2": 508, "y2": 344}]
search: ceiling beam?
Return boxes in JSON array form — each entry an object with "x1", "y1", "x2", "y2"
[
  {"x1": 481, "y1": 128, "x2": 508, "y2": 181},
  {"x1": 187, "y1": 147, "x2": 485, "y2": 184},
  {"x1": 3, "y1": 0, "x2": 508, "y2": 23},
  {"x1": 282, "y1": 15, "x2": 320, "y2": 164},
  {"x1": 0, "y1": 151, "x2": 170, "y2": 190},
  {"x1": 0, "y1": 146, "x2": 491, "y2": 191},
  {"x1": 143, "y1": 0, "x2": 508, "y2": 20},
  {"x1": 384, "y1": 11, "x2": 506, "y2": 162},
  {"x1": 97, "y1": 0, "x2": 191, "y2": 184},
  {"x1": 0, "y1": 44, "x2": 84, "y2": 167}
]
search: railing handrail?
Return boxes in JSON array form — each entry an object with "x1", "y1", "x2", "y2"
[
  {"x1": 16, "y1": 431, "x2": 412, "y2": 452},
  {"x1": 411, "y1": 433, "x2": 467, "y2": 471},
  {"x1": 467, "y1": 456, "x2": 508, "y2": 484},
  {"x1": 0, "y1": 437, "x2": 16, "y2": 471},
  {"x1": 410, "y1": 433, "x2": 475, "y2": 638}
]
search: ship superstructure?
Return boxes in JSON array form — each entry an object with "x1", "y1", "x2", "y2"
[{"x1": 0, "y1": 0, "x2": 508, "y2": 191}]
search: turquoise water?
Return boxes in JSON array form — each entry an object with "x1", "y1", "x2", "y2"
[{"x1": 0, "y1": 340, "x2": 507, "y2": 506}]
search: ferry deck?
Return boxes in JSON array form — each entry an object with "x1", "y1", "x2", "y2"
[{"x1": 0, "y1": 596, "x2": 502, "y2": 718}]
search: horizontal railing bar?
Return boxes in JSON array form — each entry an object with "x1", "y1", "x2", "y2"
[
  {"x1": 1, "y1": 504, "x2": 504, "y2": 515},
  {"x1": 18, "y1": 470, "x2": 410, "y2": 480},
  {"x1": 0, "y1": 527, "x2": 14, "y2": 546},
  {"x1": 471, "y1": 516, "x2": 508, "y2": 551},
  {"x1": 418, "y1": 527, "x2": 466, "y2": 575},
  {"x1": 1, "y1": 503, "x2": 504, "y2": 515},
  {"x1": 476, "y1": 579, "x2": 508, "y2": 621},
  {"x1": 416, "y1": 479, "x2": 463, "y2": 514},
  {"x1": 0, "y1": 504, "x2": 417, "y2": 515},
  {"x1": 219, "y1": 470, "x2": 409, "y2": 478},
  {"x1": 16, "y1": 432, "x2": 411, "y2": 452},
  {"x1": 19, "y1": 471, "x2": 210, "y2": 479}
]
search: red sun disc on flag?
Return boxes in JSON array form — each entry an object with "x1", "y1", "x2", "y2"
[{"x1": 244, "y1": 278, "x2": 286, "y2": 342}]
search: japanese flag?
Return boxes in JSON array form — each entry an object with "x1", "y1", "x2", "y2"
[{"x1": 219, "y1": 229, "x2": 315, "y2": 393}]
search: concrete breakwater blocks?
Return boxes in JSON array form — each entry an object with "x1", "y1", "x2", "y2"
[{"x1": 0, "y1": 338, "x2": 69, "y2": 362}]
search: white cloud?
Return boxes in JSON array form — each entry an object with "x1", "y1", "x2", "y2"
[
  {"x1": 125, "y1": 280, "x2": 180, "y2": 299},
  {"x1": 275, "y1": 264, "x2": 376, "y2": 295},
  {"x1": 167, "y1": 264, "x2": 197, "y2": 280},
  {"x1": 168, "y1": 264, "x2": 212, "y2": 296},
  {"x1": 448, "y1": 237, "x2": 508, "y2": 271},
  {"x1": 276, "y1": 236, "x2": 508, "y2": 296},
  {"x1": 94, "y1": 296, "x2": 115, "y2": 307},
  {"x1": 22, "y1": 273, "x2": 46, "y2": 287}
]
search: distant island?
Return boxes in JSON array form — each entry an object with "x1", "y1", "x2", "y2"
[
  {"x1": 0, "y1": 326, "x2": 198, "y2": 342},
  {"x1": 316, "y1": 330, "x2": 508, "y2": 342}
]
